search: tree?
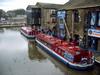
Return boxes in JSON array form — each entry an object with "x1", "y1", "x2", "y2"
[
  {"x1": 0, "y1": 9, "x2": 7, "y2": 19},
  {"x1": 7, "y1": 9, "x2": 26, "y2": 17},
  {"x1": 14, "y1": 9, "x2": 25, "y2": 15}
]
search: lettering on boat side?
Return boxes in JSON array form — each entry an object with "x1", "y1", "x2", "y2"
[{"x1": 64, "y1": 52, "x2": 74, "y2": 62}]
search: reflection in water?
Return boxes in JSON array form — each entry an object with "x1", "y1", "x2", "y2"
[
  {"x1": 0, "y1": 28, "x2": 4, "y2": 32},
  {"x1": 28, "y1": 41, "x2": 46, "y2": 60},
  {"x1": 0, "y1": 28, "x2": 65, "y2": 75}
]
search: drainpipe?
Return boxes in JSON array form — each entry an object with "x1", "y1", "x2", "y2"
[
  {"x1": 63, "y1": 18, "x2": 71, "y2": 40},
  {"x1": 72, "y1": 12, "x2": 74, "y2": 39}
]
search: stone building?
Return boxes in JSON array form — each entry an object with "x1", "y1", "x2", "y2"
[
  {"x1": 62, "y1": 0, "x2": 100, "y2": 51},
  {"x1": 36, "y1": 2, "x2": 63, "y2": 29},
  {"x1": 26, "y1": 5, "x2": 41, "y2": 26}
]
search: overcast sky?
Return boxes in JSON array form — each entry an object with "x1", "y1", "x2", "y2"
[{"x1": 0, "y1": 0, "x2": 69, "y2": 11}]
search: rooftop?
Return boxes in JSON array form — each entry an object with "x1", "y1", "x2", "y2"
[
  {"x1": 62, "y1": 0, "x2": 100, "y2": 10},
  {"x1": 36, "y1": 2, "x2": 63, "y2": 9},
  {"x1": 26, "y1": 5, "x2": 40, "y2": 10}
]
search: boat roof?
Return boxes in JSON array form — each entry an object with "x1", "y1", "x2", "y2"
[
  {"x1": 21, "y1": 27, "x2": 32, "y2": 32},
  {"x1": 37, "y1": 33, "x2": 61, "y2": 45},
  {"x1": 58, "y1": 45, "x2": 80, "y2": 55},
  {"x1": 36, "y1": 33, "x2": 91, "y2": 55}
]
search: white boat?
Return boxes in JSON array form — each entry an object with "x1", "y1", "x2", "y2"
[{"x1": 20, "y1": 27, "x2": 35, "y2": 39}]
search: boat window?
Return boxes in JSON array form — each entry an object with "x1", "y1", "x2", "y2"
[
  {"x1": 39, "y1": 18, "x2": 41, "y2": 24},
  {"x1": 58, "y1": 49, "x2": 61, "y2": 53},
  {"x1": 55, "y1": 48, "x2": 58, "y2": 52},
  {"x1": 45, "y1": 42, "x2": 47, "y2": 45},
  {"x1": 47, "y1": 43, "x2": 51, "y2": 48},
  {"x1": 62, "y1": 51, "x2": 64, "y2": 56}
]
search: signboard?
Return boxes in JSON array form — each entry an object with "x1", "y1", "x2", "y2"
[
  {"x1": 59, "y1": 24, "x2": 64, "y2": 29},
  {"x1": 57, "y1": 11, "x2": 66, "y2": 18},
  {"x1": 88, "y1": 29, "x2": 100, "y2": 38},
  {"x1": 64, "y1": 52, "x2": 74, "y2": 62}
]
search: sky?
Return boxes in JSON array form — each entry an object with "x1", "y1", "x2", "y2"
[{"x1": 0, "y1": 0, "x2": 69, "y2": 11}]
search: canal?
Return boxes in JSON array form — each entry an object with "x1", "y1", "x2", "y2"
[{"x1": 0, "y1": 28, "x2": 100, "y2": 75}]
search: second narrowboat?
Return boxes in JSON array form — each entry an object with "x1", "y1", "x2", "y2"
[{"x1": 20, "y1": 27, "x2": 36, "y2": 39}]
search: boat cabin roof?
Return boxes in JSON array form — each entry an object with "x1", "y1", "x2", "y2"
[
  {"x1": 21, "y1": 27, "x2": 32, "y2": 32},
  {"x1": 36, "y1": 33, "x2": 91, "y2": 56},
  {"x1": 58, "y1": 45, "x2": 80, "y2": 55},
  {"x1": 37, "y1": 33, "x2": 62, "y2": 45}
]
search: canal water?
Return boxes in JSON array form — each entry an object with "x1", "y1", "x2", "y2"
[{"x1": 0, "y1": 28, "x2": 100, "y2": 75}]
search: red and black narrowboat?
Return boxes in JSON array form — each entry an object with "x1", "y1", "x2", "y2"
[{"x1": 35, "y1": 33, "x2": 94, "y2": 70}]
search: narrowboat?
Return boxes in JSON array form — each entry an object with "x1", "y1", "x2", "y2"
[
  {"x1": 35, "y1": 33, "x2": 94, "y2": 70},
  {"x1": 20, "y1": 27, "x2": 36, "y2": 39}
]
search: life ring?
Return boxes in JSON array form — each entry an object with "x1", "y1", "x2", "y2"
[
  {"x1": 88, "y1": 29, "x2": 92, "y2": 35},
  {"x1": 80, "y1": 58, "x2": 88, "y2": 64}
]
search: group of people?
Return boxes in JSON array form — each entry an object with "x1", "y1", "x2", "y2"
[
  {"x1": 35, "y1": 26, "x2": 81, "y2": 46},
  {"x1": 36, "y1": 26, "x2": 57, "y2": 37},
  {"x1": 69, "y1": 34, "x2": 80, "y2": 46}
]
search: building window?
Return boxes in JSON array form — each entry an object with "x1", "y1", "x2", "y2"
[
  {"x1": 51, "y1": 9, "x2": 56, "y2": 14},
  {"x1": 51, "y1": 18, "x2": 56, "y2": 23},
  {"x1": 98, "y1": 12, "x2": 100, "y2": 26},
  {"x1": 50, "y1": 9, "x2": 56, "y2": 17},
  {"x1": 32, "y1": 18, "x2": 34, "y2": 24},
  {"x1": 74, "y1": 10, "x2": 79, "y2": 23}
]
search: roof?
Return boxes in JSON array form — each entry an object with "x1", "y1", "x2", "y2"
[
  {"x1": 26, "y1": 5, "x2": 39, "y2": 10},
  {"x1": 62, "y1": 0, "x2": 100, "y2": 10},
  {"x1": 36, "y1": 2, "x2": 63, "y2": 9}
]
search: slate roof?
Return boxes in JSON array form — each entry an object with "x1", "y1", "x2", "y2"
[
  {"x1": 26, "y1": 5, "x2": 39, "y2": 10},
  {"x1": 62, "y1": 0, "x2": 100, "y2": 10},
  {"x1": 36, "y1": 2, "x2": 63, "y2": 9}
]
